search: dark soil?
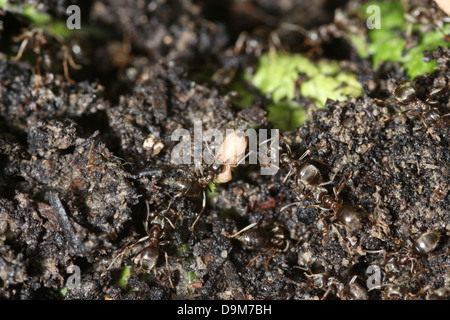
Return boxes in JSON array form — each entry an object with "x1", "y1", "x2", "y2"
[{"x1": 0, "y1": 0, "x2": 448, "y2": 300}]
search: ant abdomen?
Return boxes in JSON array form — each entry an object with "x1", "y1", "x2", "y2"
[
  {"x1": 173, "y1": 179, "x2": 204, "y2": 197},
  {"x1": 133, "y1": 246, "x2": 159, "y2": 270},
  {"x1": 412, "y1": 231, "x2": 440, "y2": 256},
  {"x1": 393, "y1": 83, "x2": 417, "y2": 103},
  {"x1": 298, "y1": 162, "x2": 323, "y2": 187},
  {"x1": 337, "y1": 205, "x2": 362, "y2": 229},
  {"x1": 236, "y1": 228, "x2": 271, "y2": 249}
]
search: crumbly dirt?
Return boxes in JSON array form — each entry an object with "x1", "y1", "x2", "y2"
[{"x1": 0, "y1": 0, "x2": 448, "y2": 300}]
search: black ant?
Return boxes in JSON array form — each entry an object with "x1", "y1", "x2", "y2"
[
  {"x1": 368, "y1": 231, "x2": 441, "y2": 275},
  {"x1": 133, "y1": 131, "x2": 248, "y2": 232},
  {"x1": 277, "y1": 138, "x2": 370, "y2": 231},
  {"x1": 133, "y1": 163, "x2": 229, "y2": 233},
  {"x1": 226, "y1": 222, "x2": 292, "y2": 269},
  {"x1": 107, "y1": 201, "x2": 177, "y2": 288},
  {"x1": 283, "y1": 172, "x2": 369, "y2": 231},
  {"x1": 378, "y1": 82, "x2": 449, "y2": 140},
  {"x1": 366, "y1": 230, "x2": 443, "y2": 298},
  {"x1": 163, "y1": 164, "x2": 225, "y2": 232}
]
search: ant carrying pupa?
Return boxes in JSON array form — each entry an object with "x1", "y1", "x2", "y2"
[
  {"x1": 133, "y1": 130, "x2": 248, "y2": 233},
  {"x1": 109, "y1": 130, "x2": 251, "y2": 280}
]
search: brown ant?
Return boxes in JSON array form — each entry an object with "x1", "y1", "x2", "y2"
[
  {"x1": 133, "y1": 165, "x2": 222, "y2": 233},
  {"x1": 378, "y1": 82, "x2": 449, "y2": 140},
  {"x1": 226, "y1": 222, "x2": 292, "y2": 269}
]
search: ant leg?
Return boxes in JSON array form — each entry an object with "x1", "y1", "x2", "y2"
[
  {"x1": 281, "y1": 202, "x2": 328, "y2": 212},
  {"x1": 11, "y1": 37, "x2": 28, "y2": 61},
  {"x1": 298, "y1": 142, "x2": 329, "y2": 162},
  {"x1": 107, "y1": 235, "x2": 150, "y2": 271},
  {"x1": 426, "y1": 84, "x2": 450, "y2": 102},
  {"x1": 331, "y1": 224, "x2": 353, "y2": 258},
  {"x1": 225, "y1": 222, "x2": 258, "y2": 239},
  {"x1": 418, "y1": 113, "x2": 438, "y2": 141},
  {"x1": 279, "y1": 136, "x2": 292, "y2": 155},
  {"x1": 380, "y1": 106, "x2": 414, "y2": 122},
  {"x1": 309, "y1": 157, "x2": 336, "y2": 171},
  {"x1": 332, "y1": 172, "x2": 353, "y2": 199},
  {"x1": 269, "y1": 30, "x2": 285, "y2": 54},
  {"x1": 245, "y1": 248, "x2": 271, "y2": 269},
  {"x1": 234, "y1": 31, "x2": 249, "y2": 55},
  {"x1": 164, "y1": 252, "x2": 174, "y2": 289},
  {"x1": 282, "y1": 167, "x2": 295, "y2": 184},
  {"x1": 191, "y1": 190, "x2": 206, "y2": 233},
  {"x1": 264, "y1": 249, "x2": 277, "y2": 269},
  {"x1": 320, "y1": 217, "x2": 331, "y2": 247},
  {"x1": 318, "y1": 164, "x2": 344, "y2": 187}
]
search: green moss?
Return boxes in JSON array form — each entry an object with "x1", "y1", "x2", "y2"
[
  {"x1": 357, "y1": 1, "x2": 450, "y2": 78},
  {"x1": 250, "y1": 52, "x2": 362, "y2": 130},
  {"x1": 0, "y1": 0, "x2": 72, "y2": 40}
]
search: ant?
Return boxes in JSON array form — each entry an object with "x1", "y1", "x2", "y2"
[
  {"x1": 133, "y1": 164, "x2": 220, "y2": 233},
  {"x1": 226, "y1": 222, "x2": 292, "y2": 269},
  {"x1": 277, "y1": 138, "x2": 371, "y2": 231},
  {"x1": 282, "y1": 172, "x2": 369, "y2": 231},
  {"x1": 369, "y1": 231, "x2": 441, "y2": 275},
  {"x1": 133, "y1": 131, "x2": 248, "y2": 233},
  {"x1": 366, "y1": 230, "x2": 443, "y2": 298},
  {"x1": 163, "y1": 164, "x2": 224, "y2": 233},
  {"x1": 294, "y1": 264, "x2": 369, "y2": 300},
  {"x1": 107, "y1": 201, "x2": 177, "y2": 288},
  {"x1": 378, "y1": 82, "x2": 449, "y2": 140}
]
